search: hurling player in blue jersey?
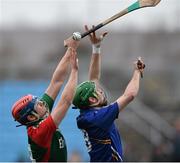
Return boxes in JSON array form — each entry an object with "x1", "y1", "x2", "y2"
[{"x1": 72, "y1": 25, "x2": 145, "y2": 162}]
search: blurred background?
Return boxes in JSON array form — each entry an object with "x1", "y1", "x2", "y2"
[{"x1": 0, "y1": 0, "x2": 180, "y2": 161}]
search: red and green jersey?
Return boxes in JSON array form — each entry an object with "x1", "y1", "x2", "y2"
[{"x1": 27, "y1": 94, "x2": 67, "y2": 162}]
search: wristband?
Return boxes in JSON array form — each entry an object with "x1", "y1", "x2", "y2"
[{"x1": 92, "y1": 44, "x2": 101, "y2": 54}]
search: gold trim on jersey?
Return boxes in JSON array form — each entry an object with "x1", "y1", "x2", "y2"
[{"x1": 90, "y1": 137, "x2": 111, "y2": 144}]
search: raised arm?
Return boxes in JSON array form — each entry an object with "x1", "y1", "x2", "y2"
[
  {"x1": 85, "y1": 25, "x2": 108, "y2": 83},
  {"x1": 116, "y1": 57, "x2": 145, "y2": 111},
  {"x1": 51, "y1": 48, "x2": 78, "y2": 127},
  {"x1": 45, "y1": 38, "x2": 79, "y2": 100}
]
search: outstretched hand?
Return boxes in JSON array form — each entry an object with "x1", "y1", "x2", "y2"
[
  {"x1": 134, "y1": 57, "x2": 145, "y2": 78},
  {"x1": 85, "y1": 25, "x2": 108, "y2": 45},
  {"x1": 64, "y1": 37, "x2": 80, "y2": 49}
]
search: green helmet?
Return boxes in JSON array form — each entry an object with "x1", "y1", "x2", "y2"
[{"x1": 73, "y1": 81, "x2": 97, "y2": 109}]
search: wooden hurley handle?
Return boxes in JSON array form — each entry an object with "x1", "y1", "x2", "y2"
[
  {"x1": 80, "y1": 1, "x2": 141, "y2": 39},
  {"x1": 79, "y1": 0, "x2": 161, "y2": 39}
]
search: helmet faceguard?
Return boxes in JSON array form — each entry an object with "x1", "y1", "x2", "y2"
[
  {"x1": 73, "y1": 81, "x2": 98, "y2": 109},
  {"x1": 12, "y1": 94, "x2": 40, "y2": 126}
]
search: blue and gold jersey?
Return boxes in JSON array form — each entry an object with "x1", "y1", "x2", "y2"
[{"x1": 76, "y1": 102, "x2": 123, "y2": 162}]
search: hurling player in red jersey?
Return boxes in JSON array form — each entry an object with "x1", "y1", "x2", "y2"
[{"x1": 12, "y1": 37, "x2": 79, "y2": 162}]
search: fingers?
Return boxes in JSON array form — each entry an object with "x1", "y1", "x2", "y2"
[
  {"x1": 85, "y1": 25, "x2": 92, "y2": 40},
  {"x1": 84, "y1": 24, "x2": 108, "y2": 43},
  {"x1": 92, "y1": 25, "x2": 96, "y2": 38},
  {"x1": 64, "y1": 37, "x2": 80, "y2": 49},
  {"x1": 84, "y1": 25, "x2": 89, "y2": 32},
  {"x1": 137, "y1": 57, "x2": 145, "y2": 67},
  {"x1": 100, "y1": 32, "x2": 108, "y2": 41},
  {"x1": 137, "y1": 57, "x2": 145, "y2": 69},
  {"x1": 102, "y1": 32, "x2": 108, "y2": 38},
  {"x1": 134, "y1": 57, "x2": 145, "y2": 78}
]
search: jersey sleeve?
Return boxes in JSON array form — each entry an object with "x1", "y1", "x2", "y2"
[
  {"x1": 27, "y1": 116, "x2": 57, "y2": 147},
  {"x1": 91, "y1": 102, "x2": 120, "y2": 130},
  {"x1": 41, "y1": 93, "x2": 54, "y2": 112}
]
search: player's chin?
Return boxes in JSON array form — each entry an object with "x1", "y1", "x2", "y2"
[
  {"x1": 103, "y1": 100, "x2": 108, "y2": 106},
  {"x1": 42, "y1": 111, "x2": 50, "y2": 119},
  {"x1": 99, "y1": 99, "x2": 108, "y2": 107}
]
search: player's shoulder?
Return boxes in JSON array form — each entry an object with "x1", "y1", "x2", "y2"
[
  {"x1": 104, "y1": 102, "x2": 119, "y2": 109},
  {"x1": 76, "y1": 109, "x2": 97, "y2": 123}
]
